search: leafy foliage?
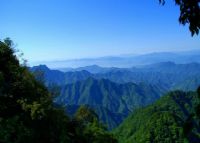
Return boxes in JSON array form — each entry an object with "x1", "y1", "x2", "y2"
[
  {"x1": 0, "y1": 39, "x2": 117, "y2": 143},
  {"x1": 159, "y1": 0, "x2": 200, "y2": 36},
  {"x1": 114, "y1": 90, "x2": 200, "y2": 143},
  {"x1": 73, "y1": 105, "x2": 117, "y2": 143}
]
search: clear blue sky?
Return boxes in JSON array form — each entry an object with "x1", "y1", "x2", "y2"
[{"x1": 1, "y1": 0, "x2": 199, "y2": 63}]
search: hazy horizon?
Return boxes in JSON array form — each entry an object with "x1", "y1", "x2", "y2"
[
  {"x1": 29, "y1": 49, "x2": 200, "y2": 69},
  {"x1": 1, "y1": 0, "x2": 199, "y2": 64},
  {"x1": 30, "y1": 48, "x2": 200, "y2": 63}
]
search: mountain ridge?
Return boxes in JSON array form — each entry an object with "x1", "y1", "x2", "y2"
[
  {"x1": 30, "y1": 62, "x2": 200, "y2": 129},
  {"x1": 55, "y1": 77, "x2": 163, "y2": 129},
  {"x1": 114, "y1": 90, "x2": 200, "y2": 142}
]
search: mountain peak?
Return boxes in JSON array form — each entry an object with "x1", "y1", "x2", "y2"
[{"x1": 31, "y1": 64, "x2": 50, "y2": 71}]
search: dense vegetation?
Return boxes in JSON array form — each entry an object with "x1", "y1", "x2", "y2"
[
  {"x1": 0, "y1": 39, "x2": 117, "y2": 143},
  {"x1": 31, "y1": 62, "x2": 200, "y2": 129},
  {"x1": 114, "y1": 90, "x2": 200, "y2": 143},
  {"x1": 1, "y1": 38, "x2": 199, "y2": 142},
  {"x1": 55, "y1": 77, "x2": 163, "y2": 129}
]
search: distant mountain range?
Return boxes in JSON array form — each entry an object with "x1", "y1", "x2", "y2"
[
  {"x1": 31, "y1": 50, "x2": 200, "y2": 69},
  {"x1": 31, "y1": 62, "x2": 200, "y2": 91},
  {"x1": 30, "y1": 62, "x2": 200, "y2": 129}
]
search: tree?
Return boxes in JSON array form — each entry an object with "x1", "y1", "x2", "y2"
[
  {"x1": 159, "y1": 0, "x2": 200, "y2": 36},
  {"x1": 74, "y1": 105, "x2": 118, "y2": 143},
  {"x1": 75, "y1": 105, "x2": 99, "y2": 124},
  {"x1": 0, "y1": 38, "x2": 72, "y2": 143},
  {"x1": 0, "y1": 38, "x2": 118, "y2": 143}
]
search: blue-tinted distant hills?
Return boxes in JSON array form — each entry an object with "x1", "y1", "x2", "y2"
[
  {"x1": 59, "y1": 65, "x2": 119, "y2": 74},
  {"x1": 31, "y1": 65, "x2": 92, "y2": 85},
  {"x1": 31, "y1": 62, "x2": 200, "y2": 92},
  {"x1": 30, "y1": 62, "x2": 200, "y2": 129},
  {"x1": 96, "y1": 62, "x2": 200, "y2": 91},
  {"x1": 32, "y1": 50, "x2": 200, "y2": 69}
]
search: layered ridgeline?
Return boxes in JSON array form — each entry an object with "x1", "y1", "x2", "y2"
[
  {"x1": 114, "y1": 90, "x2": 200, "y2": 143},
  {"x1": 55, "y1": 78, "x2": 164, "y2": 129},
  {"x1": 30, "y1": 63, "x2": 200, "y2": 129},
  {"x1": 96, "y1": 62, "x2": 200, "y2": 91},
  {"x1": 31, "y1": 62, "x2": 200, "y2": 91},
  {"x1": 31, "y1": 65, "x2": 92, "y2": 85}
]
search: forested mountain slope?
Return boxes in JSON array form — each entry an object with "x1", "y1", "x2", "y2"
[
  {"x1": 114, "y1": 90, "x2": 200, "y2": 143},
  {"x1": 0, "y1": 39, "x2": 117, "y2": 143},
  {"x1": 55, "y1": 77, "x2": 163, "y2": 129},
  {"x1": 31, "y1": 63, "x2": 200, "y2": 129}
]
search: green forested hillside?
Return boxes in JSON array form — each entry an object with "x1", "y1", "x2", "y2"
[
  {"x1": 0, "y1": 39, "x2": 117, "y2": 143},
  {"x1": 1, "y1": 38, "x2": 200, "y2": 142},
  {"x1": 65, "y1": 104, "x2": 127, "y2": 130},
  {"x1": 114, "y1": 90, "x2": 200, "y2": 143},
  {"x1": 55, "y1": 77, "x2": 164, "y2": 129},
  {"x1": 31, "y1": 62, "x2": 200, "y2": 130}
]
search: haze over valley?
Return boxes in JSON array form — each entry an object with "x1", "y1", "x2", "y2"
[{"x1": 31, "y1": 49, "x2": 200, "y2": 69}]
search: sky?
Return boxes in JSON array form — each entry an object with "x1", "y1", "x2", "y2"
[{"x1": 0, "y1": 0, "x2": 199, "y2": 63}]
